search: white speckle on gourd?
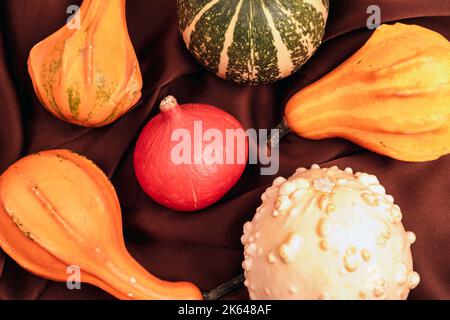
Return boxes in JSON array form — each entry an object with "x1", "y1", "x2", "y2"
[
  {"x1": 267, "y1": 252, "x2": 277, "y2": 264},
  {"x1": 390, "y1": 205, "x2": 403, "y2": 223},
  {"x1": 396, "y1": 264, "x2": 408, "y2": 285},
  {"x1": 408, "y1": 272, "x2": 420, "y2": 289},
  {"x1": 295, "y1": 167, "x2": 307, "y2": 175},
  {"x1": 279, "y1": 182, "x2": 297, "y2": 196},
  {"x1": 386, "y1": 195, "x2": 394, "y2": 203},
  {"x1": 242, "y1": 259, "x2": 252, "y2": 271},
  {"x1": 273, "y1": 176, "x2": 286, "y2": 187},
  {"x1": 275, "y1": 195, "x2": 291, "y2": 212},
  {"x1": 406, "y1": 231, "x2": 416, "y2": 244},
  {"x1": 369, "y1": 184, "x2": 386, "y2": 195},
  {"x1": 245, "y1": 243, "x2": 257, "y2": 256},
  {"x1": 288, "y1": 286, "x2": 297, "y2": 295}
]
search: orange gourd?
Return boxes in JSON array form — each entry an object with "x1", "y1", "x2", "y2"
[
  {"x1": 28, "y1": 0, "x2": 142, "y2": 127},
  {"x1": 284, "y1": 23, "x2": 450, "y2": 162},
  {"x1": 0, "y1": 150, "x2": 202, "y2": 300}
]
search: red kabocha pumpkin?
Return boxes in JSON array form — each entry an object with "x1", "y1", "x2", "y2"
[{"x1": 134, "y1": 96, "x2": 248, "y2": 211}]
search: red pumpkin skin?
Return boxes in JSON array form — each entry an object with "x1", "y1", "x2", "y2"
[{"x1": 134, "y1": 96, "x2": 248, "y2": 211}]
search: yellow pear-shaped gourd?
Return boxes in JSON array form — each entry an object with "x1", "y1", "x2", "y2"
[
  {"x1": 285, "y1": 23, "x2": 450, "y2": 162},
  {"x1": 28, "y1": 0, "x2": 142, "y2": 127}
]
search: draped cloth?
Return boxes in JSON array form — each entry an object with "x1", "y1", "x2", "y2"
[{"x1": 0, "y1": 0, "x2": 449, "y2": 299}]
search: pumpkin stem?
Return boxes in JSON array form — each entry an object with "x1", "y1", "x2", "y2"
[
  {"x1": 202, "y1": 273, "x2": 245, "y2": 300},
  {"x1": 268, "y1": 118, "x2": 291, "y2": 147},
  {"x1": 160, "y1": 95, "x2": 179, "y2": 112}
]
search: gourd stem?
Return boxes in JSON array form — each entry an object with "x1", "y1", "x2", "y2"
[
  {"x1": 268, "y1": 118, "x2": 291, "y2": 147},
  {"x1": 160, "y1": 95, "x2": 179, "y2": 112},
  {"x1": 203, "y1": 273, "x2": 245, "y2": 300}
]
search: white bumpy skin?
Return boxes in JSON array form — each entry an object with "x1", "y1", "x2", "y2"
[{"x1": 241, "y1": 165, "x2": 419, "y2": 300}]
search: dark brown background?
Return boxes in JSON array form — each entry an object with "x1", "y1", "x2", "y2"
[{"x1": 0, "y1": 0, "x2": 449, "y2": 300}]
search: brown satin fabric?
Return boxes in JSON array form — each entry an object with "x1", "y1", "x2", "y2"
[{"x1": 0, "y1": 0, "x2": 449, "y2": 300}]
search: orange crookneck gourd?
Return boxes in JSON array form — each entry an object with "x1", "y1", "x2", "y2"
[
  {"x1": 28, "y1": 0, "x2": 142, "y2": 127},
  {"x1": 277, "y1": 23, "x2": 450, "y2": 162},
  {"x1": 0, "y1": 150, "x2": 202, "y2": 300}
]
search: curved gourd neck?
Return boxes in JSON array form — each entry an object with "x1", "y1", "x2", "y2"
[{"x1": 90, "y1": 248, "x2": 203, "y2": 300}]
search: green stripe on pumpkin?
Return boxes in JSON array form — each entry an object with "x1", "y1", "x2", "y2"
[
  {"x1": 178, "y1": 0, "x2": 329, "y2": 85},
  {"x1": 188, "y1": 0, "x2": 240, "y2": 74},
  {"x1": 177, "y1": 0, "x2": 213, "y2": 31},
  {"x1": 272, "y1": 0, "x2": 327, "y2": 72},
  {"x1": 226, "y1": 0, "x2": 280, "y2": 84},
  {"x1": 40, "y1": 44, "x2": 66, "y2": 119},
  {"x1": 67, "y1": 87, "x2": 81, "y2": 119}
]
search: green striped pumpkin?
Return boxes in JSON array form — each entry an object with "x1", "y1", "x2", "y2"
[{"x1": 177, "y1": 0, "x2": 329, "y2": 85}]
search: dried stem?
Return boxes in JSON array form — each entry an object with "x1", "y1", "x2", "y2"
[
  {"x1": 268, "y1": 118, "x2": 291, "y2": 147},
  {"x1": 203, "y1": 274, "x2": 245, "y2": 300}
]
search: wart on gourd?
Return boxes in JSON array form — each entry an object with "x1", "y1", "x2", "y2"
[{"x1": 241, "y1": 165, "x2": 420, "y2": 299}]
